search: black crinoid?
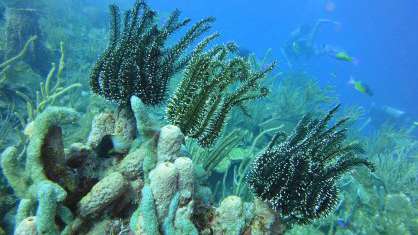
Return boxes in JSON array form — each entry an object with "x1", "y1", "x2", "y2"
[
  {"x1": 166, "y1": 35, "x2": 275, "y2": 147},
  {"x1": 245, "y1": 105, "x2": 374, "y2": 225},
  {"x1": 90, "y1": 0, "x2": 214, "y2": 107}
]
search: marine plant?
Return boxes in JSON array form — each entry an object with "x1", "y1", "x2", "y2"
[
  {"x1": 187, "y1": 129, "x2": 243, "y2": 174},
  {"x1": 2, "y1": 4, "x2": 52, "y2": 75},
  {"x1": 337, "y1": 125, "x2": 418, "y2": 234},
  {"x1": 90, "y1": 0, "x2": 214, "y2": 107},
  {"x1": 264, "y1": 72, "x2": 336, "y2": 127},
  {"x1": 0, "y1": 35, "x2": 36, "y2": 74},
  {"x1": 0, "y1": 36, "x2": 38, "y2": 147},
  {"x1": 245, "y1": 105, "x2": 374, "y2": 226},
  {"x1": 0, "y1": 35, "x2": 37, "y2": 104},
  {"x1": 224, "y1": 70, "x2": 337, "y2": 155},
  {"x1": 15, "y1": 41, "x2": 81, "y2": 123},
  {"x1": 166, "y1": 35, "x2": 275, "y2": 146}
]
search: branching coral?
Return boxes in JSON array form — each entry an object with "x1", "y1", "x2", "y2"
[
  {"x1": 90, "y1": 0, "x2": 214, "y2": 107},
  {"x1": 245, "y1": 105, "x2": 374, "y2": 225},
  {"x1": 166, "y1": 35, "x2": 275, "y2": 146}
]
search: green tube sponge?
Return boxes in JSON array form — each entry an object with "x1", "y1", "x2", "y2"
[
  {"x1": 15, "y1": 199, "x2": 35, "y2": 226},
  {"x1": 129, "y1": 207, "x2": 141, "y2": 233},
  {"x1": 131, "y1": 96, "x2": 159, "y2": 183},
  {"x1": 78, "y1": 172, "x2": 128, "y2": 218},
  {"x1": 0, "y1": 146, "x2": 29, "y2": 197},
  {"x1": 34, "y1": 180, "x2": 67, "y2": 235},
  {"x1": 25, "y1": 106, "x2": 79, "y2": 188},
  {"x1": 130, "y1": 96, "x2": 159, "y2": 140},
  {"x1": 173, "y1": 202, "x2": 199, "y2": 235},
  {"x1": 162, "y1": 192, "x2": 180, "y2": 235},
  {"x1": 141, "y1": 144, "x2": 157, "y2": 185},
  {"x1": 140, "y1": 185, "x2": 159, "y2": 235},
  {"x1": 131, "y1": 185, "x2": 159, "y2": 235}
]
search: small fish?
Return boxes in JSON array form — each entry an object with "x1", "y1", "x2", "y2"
[
  {"x1": 348, "y1": 77, "x2": 373, "y2": 96},
  {"x1": 381, "y1": 105, "x2": 405, "y2": 118},
  {"x1": 335, "y1": 51, "x2": 353, "y2": 62},
  {"x1": 292, "y1": 41, "x2": 302, "y2": 54},
  {"x1": 96, "y1": 135, "x2": 130, "y2": 157},
  {"x1": 325, "y1": 1, "x2": 337, "y2": 13},
  {"x1": 336, "y1": 218, "x2": 350, "y2": 229},
  {"x1": 330, "y1": 72, "x2": 337, "y2": 79},
  {"x1": 413, "y1": 121, "x2": 418, "y2": 126}
]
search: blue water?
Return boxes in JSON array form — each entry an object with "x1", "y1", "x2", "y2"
[{"x1": 103, "y1": 0, "x2": 418, "y2": 118}]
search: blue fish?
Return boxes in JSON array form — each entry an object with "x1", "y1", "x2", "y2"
[{"x1": 336, "y1": 218, "x2": 350, "y2": 229}]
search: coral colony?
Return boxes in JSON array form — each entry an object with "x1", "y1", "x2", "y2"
[{"x1": 1, "y1": 0, "x2": 392, "y2": 235}]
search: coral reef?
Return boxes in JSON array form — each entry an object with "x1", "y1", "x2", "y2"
[
  {"x1": 3, "y1": 0, "x2": 416, "y2": 235},
  {"x1": 246, "y1": 105, "x2": 374, "y2": 226}
]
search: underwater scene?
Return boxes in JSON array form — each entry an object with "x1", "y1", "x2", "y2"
[{"x1": 0, "y1": 0, "x2": 417, "y2": 234}]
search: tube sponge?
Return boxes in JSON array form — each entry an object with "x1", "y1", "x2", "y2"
[
  {"x1": 213, "y1": 196, "x2": 246, "y2": 235},
  {"x1": 15, "y1": 199, "x2": 35, "y2": 226},
  {"x1": 157, "y1": 125, "x2": 184, "y2": 162},
  {"x1": 2, "y1": 107, "x2": 79, "y2": 234},
  {"x1": 34, "y1": 180, "x2": 67, "y2": 235},
  {"x1": 25, "y1": 106, "x2": 79, "y2": 184},
  {"x1": 136, "y1": 185, "x2": 160, "y2": 235},
  {"x1": 162, "y1": 192, "x2": 180, "y2": 235},
  {"x1": 78, "y1": 172, "x2": 128, "y2": 218},
  {"x1": 0, "y1": 146, "x2": 29, "y2": 197}
]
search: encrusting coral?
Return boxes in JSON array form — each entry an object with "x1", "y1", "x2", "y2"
[
  {"x1": 245, "y1": 105, "x2": 375, "y2": 226},
  {"x1": 166, "y1": 35, "x2": 275, "y2": 147}
]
